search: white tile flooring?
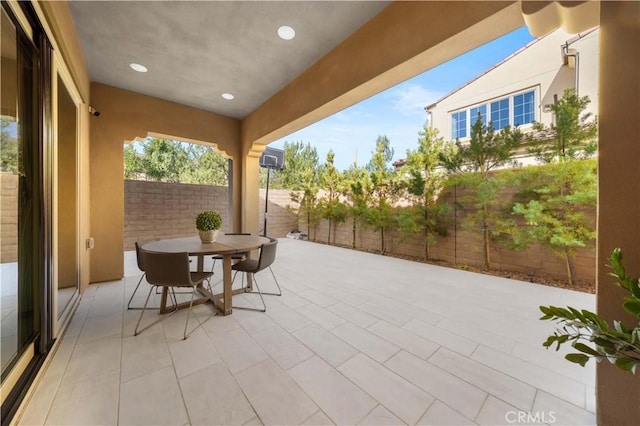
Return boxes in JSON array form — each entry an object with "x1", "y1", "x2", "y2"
[{"x1": 18, "y1": 238, "x2": 596, "y2": 425}]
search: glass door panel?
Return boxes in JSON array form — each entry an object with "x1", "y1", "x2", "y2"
[
  {"x1": 56, "y1": 74, "x2": 78, "y2": 319},
  {"x1": 1, "y1": 4, "x2": 40, "y2": 382},
  {"x1": 0, "y1": 7, "x2": 20, "y2": 373}
]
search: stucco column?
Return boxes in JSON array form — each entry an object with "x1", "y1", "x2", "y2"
[
  {"x1": 238, "y1": 144, "x2": 265, "y2": 235},
  {"x1": 596, "y1": 2, "x2": 640, "y2": 425},
  {"x1": 89, "y1": 83, "x2": 239, "y2": 283}
]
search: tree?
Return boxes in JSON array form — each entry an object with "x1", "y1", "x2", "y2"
[
  {"x1": 510, "y1": 161, "x2": 596, "y2": 286},
  {"x1": 528, "y1": 89, "x2": 597, "y2": 163},
  {"x1": 342, "y1": 163, "x2": 370, "y2": 249},
  {"x1": 182, "y1": 144, "x2": 228, "y2": 185},
  {"x1": 139, "y1": 138, "x2": 189, "y2": 182},
  {"x1": 123, "y1": 138, "x2": 228, "y2": 185},
  {"x1": 365, "y1": 135, "x2": 398, "y2": 254},
  {"x1": 123, "y1": 144, "x2": 143, "y2": 179},
  {"x1": 440, "y1": 117, "x2": 523, "y2": 269},
  {"x1": 1, "y1": 118, "x2": 19, "y2": 174},
  {"x1": 366, "y1": 135, "x2": 394, "y2": 171},
  {"x1": 509, "y1": 91, "x2": 598, "y2": 286},
  {"x1": 398, "y1": 126, "x2": 449, "y2": 260},
  {"x1": 290, "y1": 184, "x2": 321, "y2": 242},
  {"x1": 318, "y1": 150, "x2": 346, "y2": 245},
  {"x1": 269, "y1": 141, "x2": 319, "y2": 190}
]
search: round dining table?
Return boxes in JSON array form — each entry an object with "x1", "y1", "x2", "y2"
[{"x1": 142, "y1": 234, "x2": 269, "y2": 315}]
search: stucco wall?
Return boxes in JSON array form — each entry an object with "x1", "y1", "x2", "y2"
[
  {"x1": 90, "y1": 83, "x2": 241, "y2": 282},
  {"x1": 429, "y1": 28, "x2": 599, "y2": 141},
  {"x1": 596, "y1": 2, "x2": 640, "y2": 422}
]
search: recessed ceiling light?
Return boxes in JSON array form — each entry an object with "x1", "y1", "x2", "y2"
[
  {"x1": 221, "y1": 93, "x2": 235, "y2": 100},
  {"x1": 129, "y1": 63, "x2": 148, "y2": 73},
  {"x1": 277, "y1": 25, "x2": 295, "y2": 41}
]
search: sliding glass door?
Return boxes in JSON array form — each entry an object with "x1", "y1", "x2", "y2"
[
  {"x1": 1, "y1": 3, "x2": 53, "y2": 421},
  {"x1": 0, "y1": 4, "x2": 41, "y2": 382},
  {"x1": 54, "y1": 70, "x2": 80, "y2": 329}
]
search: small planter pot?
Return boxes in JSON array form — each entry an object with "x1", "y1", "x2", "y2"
[{"x1": 198, "y1": 229, "x2": 219, "y2": 243}]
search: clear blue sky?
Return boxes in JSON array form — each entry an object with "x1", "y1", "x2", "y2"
[{"x1": 270, "y1": 26, "x2": 536, "y2": 171}]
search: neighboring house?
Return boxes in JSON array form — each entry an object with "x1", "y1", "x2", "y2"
[{"x1": 425, "y1": 27, "x2": 599, "y2": 144}]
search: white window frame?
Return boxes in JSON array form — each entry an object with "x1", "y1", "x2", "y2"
[
  {"x1": 449, "y1": 87, "x2": 538, "y2": 140},
  {"x1": 451, "y1": 110, "x2": 467, "y2": 139}
]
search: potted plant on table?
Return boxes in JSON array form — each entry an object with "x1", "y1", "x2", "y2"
[{"x1": 196, "y1": 211, "x2": 222, "y2": 243}]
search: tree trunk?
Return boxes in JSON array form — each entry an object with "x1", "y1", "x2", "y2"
[
  {"x1": 424, "y1": 230, "x2": 430, "y2": 261},
  {"x1": 352, "y1": 217, "x2": 356, "y2": 249},
  {"x1": 564, "y1": 248, "x2": 576, "y2": 287},
  {"x1": 424, "y1": 204, "x2": 430, "y2": 261},
  {"x1": 328, "y1": 218, "x2": 332, "y2": 245},
  {"x1": 380, "y1": 227, "x2": 385, "y2": 254},
  {"x1": 482, "y1": 216, "x2": 491, "y2": 270}
]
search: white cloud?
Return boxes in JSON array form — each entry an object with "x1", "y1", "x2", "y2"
[{"x1": 386, "y1": 84, "x2": 444, "y2": 117}]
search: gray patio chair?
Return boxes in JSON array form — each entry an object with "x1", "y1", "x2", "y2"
[
  {"x1": 127, "y1": 242, "x2": 156, "y2": 309},
  {"x1": 128, "y1": 242, "x2": 180, "y2": 309},
  {"x1": 230, "y1": 237, "x2": 282, "y2": 312},
  {"x1": 135, "y1": 250, "x2": 215, "y2": 339}
]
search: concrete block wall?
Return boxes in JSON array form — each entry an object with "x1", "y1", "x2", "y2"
[
  {"x1": 124, "y1": 180, "x2": 231, "y2": 250},
  {"x1": 124, "y1": 181, "x2": 300, "y2": 250},
  {"x1": 308, "y1": 217, "x2": 595, "y2": 282},
  {"x1": 304, "y1": 185, "x2": 596, "y2": 283},
  {"x1": 4, "y1": 175, "x2": 595, "y2": 283},
  {"x1": 1, "y1": 173, "x2": 18, "y2": 262},
  {"x1": 258, "y1": 188, "x2": 300, "y2": 237}
]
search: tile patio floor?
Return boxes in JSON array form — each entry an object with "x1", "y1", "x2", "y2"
[{"x1": 18, "y1": 238, "x2": 596, "y2": 425}]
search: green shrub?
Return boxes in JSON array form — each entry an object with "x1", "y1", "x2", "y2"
[{"x1": 195, "y1": 211, "x2": 222, "y2": 231}]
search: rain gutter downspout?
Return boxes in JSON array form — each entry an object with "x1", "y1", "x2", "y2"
[
  {"x1": 424, "y1": 103, "x2": 435, "y2": 129},
  {"x1": 562, "y1": 42, "x2": 580, "y2": 95}
]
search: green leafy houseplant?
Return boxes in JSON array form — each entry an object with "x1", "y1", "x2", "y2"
[
  {"x1": 196, "y1": 211, "x2": 222, "y2": 243},
  {"x1": 196, "y1": 211, "x2": 222, "y2": 231},
  {"x1": 540, "y1": 248, "x2": 640, "y2": 374}
]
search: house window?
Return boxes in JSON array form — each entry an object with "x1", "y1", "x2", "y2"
[
  {"x1": 490, "y1": 98, "x2": 510, "y2": 130},
  {"x1": 513, "y1": 90, "x2": 535, "y2": 126},
  {"x1": 469, "y1": 105, "x2": 487, "y2": 127},
  {"x1": 447, "y1": 89, "x2": 536, "y2": 139},
  {"x1": 451, "y1": 110, "x2": 467, "y2": 139}
]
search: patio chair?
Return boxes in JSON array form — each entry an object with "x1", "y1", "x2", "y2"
[
  {"x1": 128, "y1": 242, "x2": 180, "y2": 309},
  {"x1": 210, "y1": 232, "x2": 251, "y2": 272},
  {"x1": 127, "y1": 242, "x2": 152, "y2": 310},
  {"x1": 134, "y1": 250, "x2": 215, "y2": 339},
  {"x1": 230, "y1": 237, "x2": 282, "y2": 312}
]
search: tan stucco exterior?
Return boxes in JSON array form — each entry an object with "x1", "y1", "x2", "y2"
[
  {"x1": 39, "y1": 0, "x2": 90, "y2": 102},
  {"x1": 89, "y1": 83, "x2": 240, "y2": 282},
  {"x1": 15, "y1": 1, "x2": 640, "y2": 423},
  {"x1": 38, "y1": 0, "x2": 92, "y2": 293},
  {"x1": 428, "y1": 27, "x2": 599, "y2": 141},
  {"x1": 596, "y1": 2, "x2": 640, "y2": 424}
]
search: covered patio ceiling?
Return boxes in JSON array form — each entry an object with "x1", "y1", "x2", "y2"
[
  {"x1": 69, "y1": 1, "x2": 530, "y2": 150},
  {"x1": 68, "y1": 1, "x2": 390, "y2": 119}
]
